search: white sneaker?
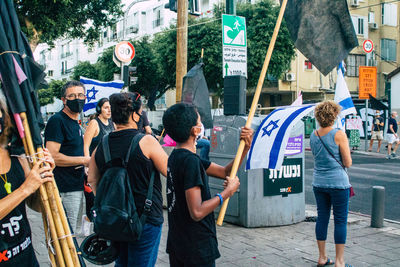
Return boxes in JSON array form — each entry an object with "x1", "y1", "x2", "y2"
[{"x1": 81, "y1": 215, "x2": 92, "y2": 236}]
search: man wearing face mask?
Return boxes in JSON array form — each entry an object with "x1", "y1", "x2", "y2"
[{"x1": 44, "y1": 81, "x2": 91, "y2": 233}]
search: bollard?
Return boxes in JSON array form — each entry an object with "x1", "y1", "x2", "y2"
[{"x1": 371, "y1": 186, "x2": 385, "y2": 228}]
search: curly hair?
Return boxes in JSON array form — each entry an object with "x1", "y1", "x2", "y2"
[
  {"x1": 314, "y1": 101, "x2": 341, "y2": 128},
  {"x1": 0, "y1": 100, "x2": 13, "y2": 148},
  {"x1": 109, "y1": 92, "x2": 141, "y2": 124}
]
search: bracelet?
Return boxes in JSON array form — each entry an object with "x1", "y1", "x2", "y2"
[{"x1": 215, "y1": 193, "x2": 223, "y2": 206}]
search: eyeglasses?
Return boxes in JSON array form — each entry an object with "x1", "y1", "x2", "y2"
[{"x1": 66, "y1": 93, "x2": 86, "y2": 100}]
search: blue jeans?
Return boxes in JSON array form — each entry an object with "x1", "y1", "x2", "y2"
[
  {"x1": 313, "y1": 187, "x2": 350, "y2": 244},
  {"x1": 115, "y1": 223, "x2": 162, "y2": 267},
  {"x1": 196, "y1": 139, "x2": 210, "y2": 161}
]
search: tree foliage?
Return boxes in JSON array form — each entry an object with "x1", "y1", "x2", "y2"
[
  {"x1": 38, "y1": 79, "x2": 66, "y2": 106},
  {"x1": 97, "y1": 47, "x2": 121, "y2": 82},
  {"x1": 15, "y1": 0, "x2": 123, "y2": 48},
  {"x1": 71, "y1": 61, "x2": 99, "y2": 81}
]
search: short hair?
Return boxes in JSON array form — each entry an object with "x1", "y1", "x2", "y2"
[
  {"x1": 163, "y1": 103, "x2": 198, "y2": 143},
  {"x1": 61, "y1": 80, "x2": 85, "y2": 97},
  {"x1": 0, "y1": 99, "x2": 13, "y2": 147},
  {"x1": 96, "y1": 98, "x2": 109, "y2": 115},
  {"x1": 314, "y1": 101, "x2": 341, "y2": 128},
  {"x1": 391, "y1": 111, "x2": 398, "y2": 117},
  {"x1": 109, "y1": 92, "x2": 141, "y2": 124}
]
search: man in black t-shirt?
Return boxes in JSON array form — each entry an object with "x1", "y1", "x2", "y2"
[
  {"x1": 163, "y1": 103, "x2": 253, "y2": 266},
  {"x1": 386, "y1": 111, "x2": 399, "y2": 159},
  {"x1": 368, "y1": 111, "x2": 384, "y2": 152},
  {"x1": 45, "y1": 81, "x2": 91, "y2": 232}
]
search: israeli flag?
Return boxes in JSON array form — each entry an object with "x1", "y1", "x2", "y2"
[
  {"x1": 246, "y1": 104, "x2": 315, "y2": 170},
  {"x1": 334, "y1": 62, "x2": 357, "y2": 129},
  {"x1": 80, "y1": 77, "x2": 124, "y2": 116}
]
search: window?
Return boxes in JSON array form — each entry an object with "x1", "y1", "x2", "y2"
[
  {"x1": 368, "y1": 11, "x2": 375, "y2": 23},
  {"x1": 381, "y1": 39, "x2": 397, "y2": 61},
  {"x1": 152, "y1": 7, "x2": 162, "y2": 28},
  {"x1": 48, "y1": 70, "x2": 53, "y2": 77},
  {"x1": 382, "y1": 3, "x2": 397, "y2": 26},
  {"x1": 304, "y1": 60, "x2": 313, "y2": 70},
  {"x1": 351, "y1": 16, "x2": 368, "y2": 38},
  {"x1": 61, "y1": 62, "x2": 65, "y2": 75},
  {"x1": 345, "y1": 54, "x2": 366, "y2": 77}
]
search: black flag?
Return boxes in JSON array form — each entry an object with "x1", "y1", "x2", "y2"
[
  {"x1": 182, "y1": 63, "x2": 213, "y2": 129},
  {"x1": 283, "y1": 0, "x2": 358, "y2": 76},
  {"x1": 369, "y1": 94, "x2": 388, "y2": 110}
]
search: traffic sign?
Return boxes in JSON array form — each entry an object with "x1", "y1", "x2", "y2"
[
  {"x1": 115, "y1": 41, "x2": 135, "y2": 63},
  {"x1": 222, "y1": 14, "x2": 247, "y2": 78},
  {"x1": 363, "y1": 40, "x2": 374, "y2": 53},
  {"x1": 359, "y1": 66, "x2": 377, "y2": 99}
]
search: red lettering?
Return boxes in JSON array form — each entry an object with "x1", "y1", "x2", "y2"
[{"x1": 0, "y1": 250, "x2": 9, "y2": 262}]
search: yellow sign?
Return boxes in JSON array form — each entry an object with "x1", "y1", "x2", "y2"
[{"x1": 359, "y1": 66, "x2": 377, "y2": 99}]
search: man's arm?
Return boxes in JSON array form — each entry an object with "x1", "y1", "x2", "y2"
[
  {"x1": 87, "y1": 149, "x2": 101, "y2": 194},
  {"x1": 46, "y1": 141, "x2": 90, "y2": 167}
]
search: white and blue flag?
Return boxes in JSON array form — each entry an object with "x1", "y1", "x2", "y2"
[
  {"x1": 80, "y1": 77, "x2": 124, "y2": 116},
  {"x1": 334, "y1": 62, "x2": 357, "y2": 129},
  {"x1": 246, "y1": 104, "x2": 315, "y2": 170}
]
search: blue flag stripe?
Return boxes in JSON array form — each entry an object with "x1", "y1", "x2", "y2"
[
  {"x1": 339, "y1": 97, "x2": 354, "y2": 110},
  {"x1": 80, "y1": 78, "x2": 124, "y2": 89},
  {"x1": 83, "y1": 102, "x2": 97, "y2": 112},
  {"x1": 246, "y1": 108, "x2": 282, "y2": 170},
  {"x1": 268, "y1": 105, "x2": 313, "y2": 169}
]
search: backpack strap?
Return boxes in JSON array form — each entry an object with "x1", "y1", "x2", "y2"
[
  {"x1": 123, "y1": 133, "x2": 155, "y2": 223},
  {"x1": 102, "y1": 134, "x2": 111, "y2": 163}
]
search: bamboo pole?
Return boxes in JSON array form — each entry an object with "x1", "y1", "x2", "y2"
[
  {"x1": 216, "y1": 0, "x2": 289, "y2": 226},
  {"x1": 20, "y1": 113, "x2": 76, "y2": 266},
  {"x1": 41, "y1": 204, "x2": 57, "y2": 266},
  {"x1": 38, "y1": 147, "x2": 80, "y2": 266}
]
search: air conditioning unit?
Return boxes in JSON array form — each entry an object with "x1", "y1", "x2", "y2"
[
  {"x1": 285, "y1": 73, "x2": 296, "y2": 82},
  {"x1": 369, "y1": 22, "x2": 378, "y2": 29},
  {"x1": 129, "y1": 26, "x2": 138, "y2": 33},
  {"x1": 351, "y1": 0, "x2": 359, "y2": 7}
]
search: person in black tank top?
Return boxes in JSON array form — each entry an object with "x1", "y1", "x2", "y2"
[
  {"x1": 88, "y1": 92, "x2": 169, "y2": 267},
  {"x1": 84, "y1": 98, "x2": 114, "y2": 157},
  {"x1": 0, "y1": 101, "x2": 55, "y2": 266}
]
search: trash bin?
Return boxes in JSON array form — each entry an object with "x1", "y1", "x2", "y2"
[{"x1": 209, "y1": 115, "x2": 305, "y2": 227}]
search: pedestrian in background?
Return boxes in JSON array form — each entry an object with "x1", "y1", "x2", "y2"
[
  {"x1": 368, "y1": 110, "x2": 384, "y2": 153},
  {"x1": 310, "y1": 101, "x2": 352, "y2": 267},
  {"x1": 386, "y1": 111, "x2": 399, "y2": 159},
  {"x1": 348, "y1": 113, "x2": 361, "y2": 151},
  {"x1": 45, "y1": 81, "x2": 90, "y2": 233}
]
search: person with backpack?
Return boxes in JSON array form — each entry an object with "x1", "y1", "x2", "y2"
[
  {"x1": 162, "y1": 103, "x2": 254, "y2": 267},
  {"x1": 87, "y1": 92, "x2": 168, "y2": 267}
]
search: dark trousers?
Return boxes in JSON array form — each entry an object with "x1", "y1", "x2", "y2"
[
  {"x1": 313, "y1": 187, "x2": 350, "y2": 244},
  {"x1": 168, "y1": 251, "x2": 215, "y2": 267}
]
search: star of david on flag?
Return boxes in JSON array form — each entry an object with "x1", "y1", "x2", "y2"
[
  {"x1": 80, "y1": 77, "x2": 124, "y2": 116},
  {"x1": 246, "y1": 104, "x2": 315, "y2": 170}
]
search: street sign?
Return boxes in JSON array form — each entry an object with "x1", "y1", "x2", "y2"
[
  {"x1": 222, "y1": 14, "x2": 247, "y2": 78},
  {"x1": 114, "y1": 41, "x2": 135, "y2": 63},
  {"x1": 359, "y1": 66, "x2": 377, "y2": 99},
  {"x1": 363, "y1": 40, "x2": 374, "y2": 53}
]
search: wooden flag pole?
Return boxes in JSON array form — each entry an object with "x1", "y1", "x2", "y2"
[{"x1": 216, "y1": 0, "x2": 289, "y2": 226}]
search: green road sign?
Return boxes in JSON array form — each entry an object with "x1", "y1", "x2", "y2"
[{"x1": 222, "y1": 14, "x2": 246, "y2": 47}]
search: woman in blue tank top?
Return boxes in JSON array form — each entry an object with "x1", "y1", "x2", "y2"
[{"x1": 310, "y1": 101, "x2": 352, "y2": 267}]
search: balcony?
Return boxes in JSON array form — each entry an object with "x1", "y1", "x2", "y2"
[
  {"x1": 61, "y1": 52, "x2": 73, "y2": 59},
  {"x1": 152, "y1": 18, "x2": 163, "y2": 28}
]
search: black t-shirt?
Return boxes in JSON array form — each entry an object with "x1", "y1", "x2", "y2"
[
  {"x1": 166, "y1": 148, "x2": 220, "y2": 265},
  {"x1": 94, "y1": 129, "x2": 163, "y2": 226},
  {"x1": 0, "y1": 157, "x2": 39, "y2": 267},
  {"x1": 137, "y1": 111, "x2": 150, "y2": 134},
  {"x1": 388, "y1": 117, "x2": 398, "y2": 134},
  {"x1": 44, "y1": 111, "x2": 85, "y2": 192},
  {"x1": 373, "y1": 116, "x2": 384, "y2": 131}
]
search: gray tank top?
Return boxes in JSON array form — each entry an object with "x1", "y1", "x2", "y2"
[{"x1": 310, "y1": 129, "x2": 350, "y2": 189}]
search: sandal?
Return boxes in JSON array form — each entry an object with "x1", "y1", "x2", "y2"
[{"x1": 317, "y1": 258, "x2": 334, "y2": 267}]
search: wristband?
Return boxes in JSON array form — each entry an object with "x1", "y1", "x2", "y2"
[{"x1": 215, "y1": 193, "x2": 223, "y2": 206}]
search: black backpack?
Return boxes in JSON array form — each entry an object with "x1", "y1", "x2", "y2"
[{"x1": 91, "y1": 133, "x2": 154, "y2": 242}]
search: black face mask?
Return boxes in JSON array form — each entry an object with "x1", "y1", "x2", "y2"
[
  {"x1": 66, "y1": 99, "x2": 85, "y2": 113},
  {"x1": 0, "y1": 117, "x2": 4, "y2": 135},
  {"x1": 132, "y1": 112, "x2": 142, "y2": 124}
]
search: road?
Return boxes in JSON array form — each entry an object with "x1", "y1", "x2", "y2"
[{"x1": 304, "y1": 150, "x2": 400, "y2": 221}]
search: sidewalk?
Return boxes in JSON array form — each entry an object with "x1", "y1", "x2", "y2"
[{"x1": 28, "y1": 205, "x2": 400, "y2": 267}]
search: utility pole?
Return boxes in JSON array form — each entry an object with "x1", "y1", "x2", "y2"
[
  {"x1": 175, "y1": 0, "x2": 188, "y2": 103},
  {"x1": 226, "y1": 0, "x2": 236, "y2": 15}
]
